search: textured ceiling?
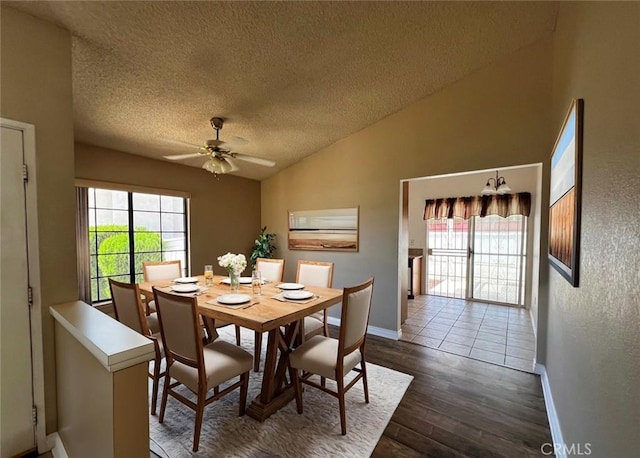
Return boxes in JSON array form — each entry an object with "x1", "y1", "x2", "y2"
[{"x1": 7, "y1": 1, "x2": 557, "y2": 180}]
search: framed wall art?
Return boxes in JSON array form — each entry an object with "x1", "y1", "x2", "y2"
[
  {"x1": 288, "y1": 207, "x2": 359, "y2": 252},
  {"x1": 549, "y1": 98, "x2": 583, "y2": 286}
]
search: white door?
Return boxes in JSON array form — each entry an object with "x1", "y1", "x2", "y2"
[{"x1": 0, "y1": 125, "x2": 36, "y2": 456}]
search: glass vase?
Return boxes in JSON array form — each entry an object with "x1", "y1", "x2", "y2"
[{"x1": 229, "y1": 270, "x2": 240, "y2": 292}]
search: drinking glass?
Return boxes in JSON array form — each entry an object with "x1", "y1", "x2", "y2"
[
  {"x1": 252, "y1": 270, "x2": 262, "y2": 295},
  {"x1": 204, "y1": 264, "x2": 213, "y2": 286}
]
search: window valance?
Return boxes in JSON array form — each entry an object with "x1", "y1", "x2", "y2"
[{"x1": 423, "y1": 193, "x2": 531, "y2": 220}]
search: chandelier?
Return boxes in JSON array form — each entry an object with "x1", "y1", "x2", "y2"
[{"x1": 481, "y1": 170, "x2": 511, "y2": 195}]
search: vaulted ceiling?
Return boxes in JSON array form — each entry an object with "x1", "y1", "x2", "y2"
[{"x1": 7, "y1": 1, "x2": 558, "y2": 180}]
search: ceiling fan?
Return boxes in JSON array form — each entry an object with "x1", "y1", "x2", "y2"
[{"x1": 163, "y1": 117, "x2": 276, "y2": 175}]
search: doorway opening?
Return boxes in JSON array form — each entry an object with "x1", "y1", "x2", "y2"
[{"x1": 399, "y1": 163, "x2": 542, "y2": 372}]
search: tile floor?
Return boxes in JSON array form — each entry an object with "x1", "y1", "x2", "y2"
[{"x1": 400, "y1": 295, "x2": 536, "y2": 372}]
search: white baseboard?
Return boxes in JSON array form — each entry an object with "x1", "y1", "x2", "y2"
[
  {"x1": 533, "y1": 361, "x2": 543, "y2": 375},
  {"x1": 326, "y1": 316, "x2": 400, "y2": 340},
  {"x1": 537, "y1": 364, "x2": 566, "y2": 458},
  {"x1": 46, "y1": 432, "x2": 69, "y2": 458}
]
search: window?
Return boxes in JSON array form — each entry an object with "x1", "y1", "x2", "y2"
[{"x1": 80, "y1": 187, "x2": 189, "y2": 304}]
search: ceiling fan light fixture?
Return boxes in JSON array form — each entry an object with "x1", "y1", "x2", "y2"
[
  {"x1": 165, "y1": 115, "x2": 275, "y2": 177},
  {"x1": 202, "y1": 157, "x2": 234, "y2": 175}
]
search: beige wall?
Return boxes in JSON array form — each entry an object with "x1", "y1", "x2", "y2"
[
  {"x1": 1, "y1": 7, "x2": 76, "y2": 432},
  {"x1": 546, "y1": 3, "x2": 640, "y2": 456},
  {"x1": 75, "y1": 144, "x2": 261, "y2": 274},
  {"x1": 262, "y1": 37, "x2": 553, "y2": 332}
]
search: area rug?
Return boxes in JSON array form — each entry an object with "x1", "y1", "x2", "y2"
[{"x1": 149, "y1": 327, "x2": 412, "y2": 457}]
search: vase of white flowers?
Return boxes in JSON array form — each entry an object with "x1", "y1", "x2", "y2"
[{"x1": 217, "y1": 252, "x2": 247, "y2": 292}]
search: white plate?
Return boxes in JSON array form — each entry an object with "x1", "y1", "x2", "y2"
[
  {"x1": 283, "y1": 290, "x2": 314, "y2": 300},
  {"x1": 170, "y1": 284, "x2": 200, "y2": 293},
  {"x1": 220, "y1": 277, "x2": 254, "y2": 285},
  {"x1": 174, "y1": 277, "x2": 199, "y2": 284},
  {"x1": 277, "y1": 283, "x2": 305, "y2": 290},
  {"x1": 217, "y1": 294, "x2": 252, "y2": 305}
]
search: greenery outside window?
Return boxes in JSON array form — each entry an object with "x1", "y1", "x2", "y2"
[{"x1": 79, "y1": 187, "x2": 189, "y2": 304}]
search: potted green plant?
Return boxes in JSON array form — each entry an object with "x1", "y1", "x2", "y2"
[{"x1": 250, "y1": 226, "x2": 276, "y2": 268}]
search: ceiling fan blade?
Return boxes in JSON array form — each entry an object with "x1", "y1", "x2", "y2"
[
  {"x1": 231, "y1": 153, "x2": 276, "y2": 167},
  {"x1": 225, "y1": 157, "x2": 240, "y2": 173},
  {"x1": 158, "y1": 137, "x2": 202, "y2": 149},
  {"x1": 164, "y1": 152, "x2": 204, "y2": 161},
  {"x1": 225, "y1": 136, "x2": 249, "y2": 147}
]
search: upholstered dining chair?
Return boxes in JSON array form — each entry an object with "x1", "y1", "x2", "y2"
[
  {"x1": 143, "y1": 259, "x2": 183, "y2": 282},
  {"x1": 255, "y1": 257, "x2": 285, "y2": 284},
  {"x1": 109, "y1": 279, "x2": 164, "y2": 415},
  {"x1": 289, "y1": 277, "x2": 374, "y2": 435},
  {"x1": 252, "y1": 257, "x2": 285, "y2": 371},
  {"x1": 142, "y1": 260, "x2": 182, "y2": 314},
  {"x1": 153, "y1": 288, "x2": 253, "y2": 452},
  {"x1": 296, "y1": 260, "x2": 334, "y2": 340}
]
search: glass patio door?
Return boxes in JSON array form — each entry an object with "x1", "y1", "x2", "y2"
[
  {"x1": 426, "y1": 215, "x2": 527, "y2": 306},
  {"x1": 470, "y1": 215, "x2": 527, "y2": 305},
  {"x1": 426, "y1": 217, "x2": 469, "y2": 299}
]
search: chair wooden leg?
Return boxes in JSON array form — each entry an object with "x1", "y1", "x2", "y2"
[
  {"x1": 158, "y1": 369, "x2": 171, "y2": 423},
  {"x1": 150, "y1": 357, "x2": 161, "y2": 415},
  {"x1": 337, "y1": 376, "x2": 347, "y2": 435},
  {"x1": 253, "y1": 331, "x2": 262, "y2": 372},
  {"x1": 202, "y1": 316, "x2": 215, "y2": 343},
  {"x1": 239, "y1": 372, "x2": 249, "y2": 416},
  {"x1": 192, "y1": 390, "x2": 206, "y2": 452},
  {"x1": 361, "y1": 360, "x2": 369, "y2": 403},
  {"x1": 320, "y1": 376, "x2": 326, "y2": 387},
  {"x1": 291, "y1": 368, "x2": 303, "y2": 414},
  {"x1": 235, "y1": 325, "x2": 241, "y2": 346},
  {"x1": 323, "y1": 309, "x2": 330, "y2": 337}
]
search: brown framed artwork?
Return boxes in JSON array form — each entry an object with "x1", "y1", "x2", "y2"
[{"x1": 549, "y1": 98, "x2": 583, "y2": 286}]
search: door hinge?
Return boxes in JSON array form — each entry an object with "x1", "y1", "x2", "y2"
[
  {"x1": 32, "y1": 406, "x2": 37, "y2": 425},
  {"x1": 22, "y1": 163, "x2": 28, "y2": 182},
  {"x1": 28, "y1": 286, "x2": 33, "y2": 307}
]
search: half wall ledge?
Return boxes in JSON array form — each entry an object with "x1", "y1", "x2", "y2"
[{"x1": 50, "y1": 300, "x2": 154, "y2": 372}]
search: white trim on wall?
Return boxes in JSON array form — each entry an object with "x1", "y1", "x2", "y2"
[
  {"x1": 74, "y1": 178, "x2": 191, "y2": 198},
  {"x1": 47, "y1": 432, "x2": 69, "y2": 458},
  {"x1": 537, "y1": 364, "x2": 567, "y2": 458}
]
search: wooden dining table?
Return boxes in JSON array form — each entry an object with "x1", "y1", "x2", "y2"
[{"x1": 139, "y1": 274, "x2": 342, "y2": 422}]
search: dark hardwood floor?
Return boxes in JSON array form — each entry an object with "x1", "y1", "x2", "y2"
[{"x1": 362, "y1": 332, "x2": 552, "y2": 457}]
